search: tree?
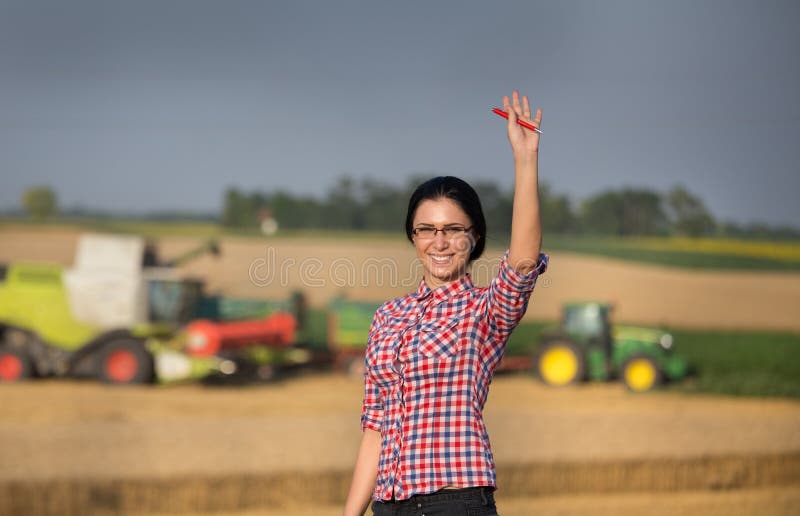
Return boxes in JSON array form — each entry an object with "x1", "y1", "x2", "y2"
[
  {"x1": 580, "y1": 188, "x2": 668, "y2": 236},
  {"x1": 538, "y1": 182, "x2": 576, "y2": 234},
  {"x1": 221, "y1": 187, "x2": 256, "y2": 227},
  {"x1": 22, "y1": 186, "x2": 58, "y2": 221},
  {"x1": 471, "y1": 181, "x2": 512, "y2": 238},
  {"x1": 666, "y1": 185, "x2": 716, "y2": 237},
  {"x1": 579, "y1": 191, "x2": 624, "y2": 235},
  {"x1": 323, "y1": 175, "x2": 364, "y2": 230},
  {"x1": 360, "y1": 178, "x2": 406, "y2": 232},
  {"x1": 618, "y1": 188, "x2": 668, "y2": 236}
]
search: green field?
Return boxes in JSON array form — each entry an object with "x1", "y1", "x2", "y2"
[
  {"x1": 506, "y1": 321, "x2": 800, "y2": 399},
  {"x1": 543, "y1": 235, "x2": 800, "y2": 271},
  {"x1": 665, "y1": 329, "x2": 800, "y2": 399}
]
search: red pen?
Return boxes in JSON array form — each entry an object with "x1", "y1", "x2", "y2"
[{"x1": 491, "y1": 108, "x2": 542, "y2": 134}]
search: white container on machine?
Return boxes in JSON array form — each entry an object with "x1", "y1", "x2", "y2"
[{"x1": 62, "y1": 233, "x2": 149, "y2": 328}]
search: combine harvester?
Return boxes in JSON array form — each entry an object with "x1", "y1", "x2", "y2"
[{"x1": 0, "y1": 233, "x2": 300, "y2": 385}]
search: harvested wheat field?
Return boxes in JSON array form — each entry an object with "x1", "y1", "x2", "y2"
[
  {"x1": 2, "y1": 226, "x2": 800, "y2": 515},
  {"x1": 154, "y1": 487, "x2": 800, "y2": 516},
  {"x1": 2, "y1": 226, "x2": 800, "y2": 331},
  {"x1": 1, "y1": 374, "x2": 799, "y2": 515}
]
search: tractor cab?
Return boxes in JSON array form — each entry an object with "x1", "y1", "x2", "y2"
[
  {"x1": 562, "y1": 302, "x2": 613, "y2": 355},
  {"x1": 146, "y1": 273, "x2": 205, "y2": 325}
]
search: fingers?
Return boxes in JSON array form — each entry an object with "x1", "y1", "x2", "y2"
[
  {"x1": 509, "y1": 90, "x2": 533, "y2": 120},
  {"x1": 502, "y1": 95, "x2": 513, "y2": 117},
  {"x1": 504, "y1": 90, "x2": 542, "y2": 133},
  {"x1": 522, "y1": 95, "x2": 531, "y2": 120},
  {"x1": 502, "y1": 95, "x2": 517, "y2": 130},
  {"x1": 533, "y1": 107, "x2": 543, "y2": 128}
]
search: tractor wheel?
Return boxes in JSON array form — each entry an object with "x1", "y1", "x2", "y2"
[
  {"x1": 96, "y1": 338, "x2": 154, "y2": 385},
  {"x1": 0, "y1": 347, "x2": 32, "y2": 383},
  {"x1": 534, "y1": 338, "x2": 586, "y2": 387},
  {"x1": 621, "y1": 354, "x2": 662, "y2": 393}
]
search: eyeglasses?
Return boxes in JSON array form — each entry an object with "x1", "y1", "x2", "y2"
[{"x1": 411, "y1": 225, "x2": 473, "y2": 239}]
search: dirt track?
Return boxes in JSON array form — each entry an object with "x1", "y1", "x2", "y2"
[{"x1": 2, "y1": 227, "x2": 800, "y2": 331}]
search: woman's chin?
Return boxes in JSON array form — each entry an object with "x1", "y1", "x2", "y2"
[{"x1": 427, "y1": 265, "x2": 463, "y2": 283}]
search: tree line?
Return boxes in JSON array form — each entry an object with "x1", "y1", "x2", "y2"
[
  {"x1": 15, "y1": 182, "x2": 800, "y2": 240},
  {"x1": 222, "y1": 176, "x2": 799, "y2": 240}
]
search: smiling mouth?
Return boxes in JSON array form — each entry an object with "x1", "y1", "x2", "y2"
[{"x1": 429, "y1": 254, "x2": 454, "y2": 265}]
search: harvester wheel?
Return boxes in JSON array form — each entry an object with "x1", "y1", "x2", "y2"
[
  {"x1": 96, "y1": 338, "x2": 154, "y2": 385},
  {"x1": 621, "y1": 354, "x2": 662, "y2": 393},
  {"x1": 0, "y1": 347, "x2": 32, "y2": 383},
  {"x1": 534, "y1": 338, "x2": 585, "y2": 387}
]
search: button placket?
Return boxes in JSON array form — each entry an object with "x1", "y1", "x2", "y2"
[{"x1": 390, "y1": 324, "x2": 411, "y2": 502}]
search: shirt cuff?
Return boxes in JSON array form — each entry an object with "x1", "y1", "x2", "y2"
[
  {"x1": 360, "y1": 413, "x2": 382, "y2": 433},
  {"x1": 499, "y1": 251, "x2": 549, "y2": 292}
]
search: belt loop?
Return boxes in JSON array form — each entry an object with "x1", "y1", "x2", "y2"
[{"x1": 480, "y1": 487, "x2": 488, "y2": 505}]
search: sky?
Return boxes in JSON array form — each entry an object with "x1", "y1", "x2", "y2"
[{"x1": 1, "y1": 0, "x2": 798, "y2": 226}]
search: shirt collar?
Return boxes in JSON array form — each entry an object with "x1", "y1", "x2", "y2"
[{"x1": 413, "y1": 274, "x2": 474, "y2": 304}]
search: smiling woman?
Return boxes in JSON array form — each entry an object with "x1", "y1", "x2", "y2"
[
  {"x1": 343, "y1": 91, "x2": 550, "y2": 516},
  {"x1": 406, "y1": 182, "x2": 484, "y2": 289}
]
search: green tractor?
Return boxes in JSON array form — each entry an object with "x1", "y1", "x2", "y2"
[
  {"x1": 0, "y1": 234, "x2": 230, "y2": 385},
  {"x1": 531, "y1": 302, "x2": 688, "y2": 392}
]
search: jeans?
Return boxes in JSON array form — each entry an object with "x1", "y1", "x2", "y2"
[{"x1": 371, "y1": 486, "x2": 498, "y2": 516}]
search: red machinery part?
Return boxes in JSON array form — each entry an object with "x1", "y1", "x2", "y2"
[
  {"x1": 0, "y1": 353, "x2": 23, "y2": 382},
  {"x1": 184, "y1": 311, "x2": 297, "y2": 357},
  {"x1": 104, "y1": 350, "x2": 139, "y2": 383}
]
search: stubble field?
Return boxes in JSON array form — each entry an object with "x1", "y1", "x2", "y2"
[
  {"x1": 2, "y1": 226, "x2": 799, "y2": 331},
  {"x1": 1, "y1": 226, "x2": 799, "y2": 515}
]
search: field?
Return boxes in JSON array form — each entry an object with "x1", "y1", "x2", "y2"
[
  {"x1": 1, "y1": 375, "x2": 799, "y2": 515},
  {"x1": 4, "y1": 218, "x2": 800, "y2": 270},
  {"x1": 667, "y1": 329, "x2": 800, "y2": 398},
  {"x1": 1, "y1": 225, "x2": 800, "y2": 514},
  {"x1": 2, "y1": 224, "x2": 800, "y2": 332},
  {"x1": 544, "y1": 234, "x2": 800, "y2": 270}
]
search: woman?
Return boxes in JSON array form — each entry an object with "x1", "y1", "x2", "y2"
[{"x1": 343, "y1": 91, "x2": 549, "y2": 516}]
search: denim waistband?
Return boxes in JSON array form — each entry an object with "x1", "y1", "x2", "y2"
[{"x1": 379, "y1": 486, "x2": 494, "y2": 505}]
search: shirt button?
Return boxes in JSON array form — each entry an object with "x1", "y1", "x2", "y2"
[{"x1": 417, "y1": 502, "x2": 422, "y2": 508}]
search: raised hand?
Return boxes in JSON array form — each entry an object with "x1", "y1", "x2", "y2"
[{"x1": 503, "y1": 90, "x2": 542, "y2": 161}]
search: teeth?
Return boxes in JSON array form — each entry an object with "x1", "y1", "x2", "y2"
[{"x1": 430, "y1": 255, "x2": 452, "y2": 264}]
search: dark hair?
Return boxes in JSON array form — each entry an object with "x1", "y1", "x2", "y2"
[{"x1": 405, "y1": 176, "x2": 487, "y2": 262}]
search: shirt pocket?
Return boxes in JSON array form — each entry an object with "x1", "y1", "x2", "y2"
[{"x1": 418, "y1": 318, "x2": 463, "y2": 360}]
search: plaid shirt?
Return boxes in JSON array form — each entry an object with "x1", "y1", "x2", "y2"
[{"x1": 361, "y1": 251, "x2": 549, "y2": 501}]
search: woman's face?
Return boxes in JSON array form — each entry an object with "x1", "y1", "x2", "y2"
[{"x1": 411, "y1": 198, "x2": 476, "y2": 289}]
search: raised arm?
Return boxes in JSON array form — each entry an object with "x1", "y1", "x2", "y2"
[{"x1": 504, "y1": 90, "x2": 543, "y2": 274}]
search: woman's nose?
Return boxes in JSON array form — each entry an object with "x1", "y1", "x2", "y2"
[{"x1": 432, "y1": 232, "x2": 449, "y2": 249}]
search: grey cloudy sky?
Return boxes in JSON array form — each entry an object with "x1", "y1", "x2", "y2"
[{"x1": 1, "y1": 0, "x2": 798, "y2": 226}]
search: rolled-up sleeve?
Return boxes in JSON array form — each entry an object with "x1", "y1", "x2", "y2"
[
  {"x1": 360, "y1": 311, "x2": 384, "y2": 433},
  {"x1": 486, "y1": 251, "x2": 549, "y2": 337}
]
